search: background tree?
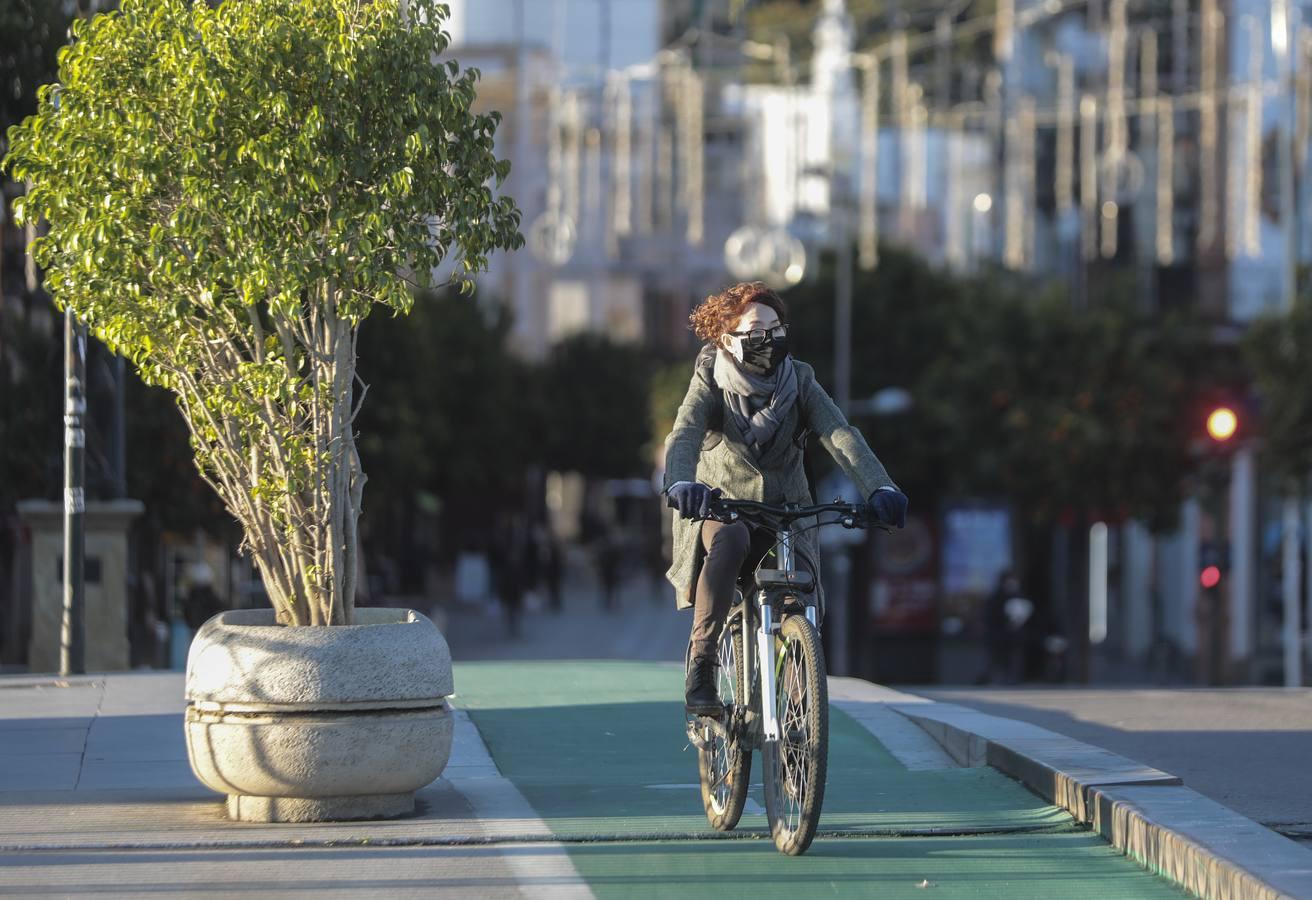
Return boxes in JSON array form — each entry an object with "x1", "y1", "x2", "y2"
[
  {"x1": 355, "y1": 289, "x2": 535, "y2": 586},
  {"x1": 5, "y1": 0, "x2": 522, "y2": 626},
  {"x1": 1243, "y1": 293, "x2": 1312, "y2": 490},
  {"x1": 778, "y1": 246, "x2": 1206, "y2": 530},
  {"x1": 541, "y1": 333, "x2": 653, "y2": 479}
]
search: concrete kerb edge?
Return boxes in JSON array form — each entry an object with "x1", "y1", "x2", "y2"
[{"x1": 888, "y1": 698, "x2": 1312, "y2": 900}]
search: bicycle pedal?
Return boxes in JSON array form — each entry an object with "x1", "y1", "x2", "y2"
[{"x1": 686, "y1": 722, "x2": 711, "y2": 751}]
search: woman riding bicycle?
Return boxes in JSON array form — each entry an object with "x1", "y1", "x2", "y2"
[{"x1": 663, "y1": 281, "x2": 907, "y2": 715}]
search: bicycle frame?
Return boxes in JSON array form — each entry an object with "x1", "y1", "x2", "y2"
[
  {"x1": 745, "y1": 523, "x2": 815, "y2": 745},
  {"x1": 683, "y1": 497, "x2": 872, "y2": 748}
]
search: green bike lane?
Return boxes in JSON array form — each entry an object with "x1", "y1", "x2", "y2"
[{"x1": 453, "y1": 660, "x2": 1189, "y2": 899}]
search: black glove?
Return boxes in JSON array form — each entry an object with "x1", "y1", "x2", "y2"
[
  {"x1": 666, "y1": 482, "x2": 720, "y2": 520},
  {"x1": 869, "y1": 488, "x2": 908, "y2": 528}
]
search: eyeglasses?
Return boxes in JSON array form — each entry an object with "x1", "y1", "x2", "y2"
[{"x1": 728, "y1": 324, "x2": 788, "y2": 343}]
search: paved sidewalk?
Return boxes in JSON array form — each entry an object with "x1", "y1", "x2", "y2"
[
  {"x1": 922, "y1": 686, "x2": 1312, "y2": 846},
  {"x1": 435, "y1": 563, "x2": 688, "y2": 664}
]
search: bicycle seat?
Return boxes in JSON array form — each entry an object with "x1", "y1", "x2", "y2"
[{"x1": 756, "y1": 569, "x2": 815, "y2": 592}]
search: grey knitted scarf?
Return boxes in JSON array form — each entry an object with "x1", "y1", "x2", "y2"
[{"x1": 713, "y1": 347, "x2": 799, "y2": 456}]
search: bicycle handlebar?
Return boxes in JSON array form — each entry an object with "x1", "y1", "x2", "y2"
[{"x1": 666, "y1": 494, "x2": 892, "y2": 531}]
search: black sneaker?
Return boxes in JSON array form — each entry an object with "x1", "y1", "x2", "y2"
[{"x1": 685, "y1": 654, "x2": 723, "y2": 716}]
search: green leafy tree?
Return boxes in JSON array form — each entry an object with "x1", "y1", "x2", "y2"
[
  {"x1": 0, "y1": 0, "x2": 72, "y2": 152},
  {"x1": 782, "y1": 246, "x2": 1204, "y2": 529},
  {"x1": 1244, "y1": 296, "x2": 1312, "y2": 489},
  {"x1": 921, "y1": 286, "x2": 1203, "y2": 528},
  {"x1": 541, "y1": 334, "x2": 652, "y2": 479},
  {"x1": 356, "y1": 289, "x2": 535, "y2": 566},
  {"x1": 4, "y1": 0, "x2": 522, "y2": 625}
]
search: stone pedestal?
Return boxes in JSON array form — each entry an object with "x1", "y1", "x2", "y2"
[
  {"x1": 185, "y1": 608, "x2": 454, "y2": 822},
  {"x1": 17, "y1": 499, "x2": 144, "y2": 673}
]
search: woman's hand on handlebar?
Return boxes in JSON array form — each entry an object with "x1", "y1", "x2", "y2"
[
  {"x1": 868, "y1": 487, "x2": 908, "y2": 529},
  {"x1": 665, "y1": 482, "x2": 722, "y2": 520}
]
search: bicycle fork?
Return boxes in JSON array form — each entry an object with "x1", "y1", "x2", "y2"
[{"x1": 755, "y1": 526, "x2": 795, "y2": 743}]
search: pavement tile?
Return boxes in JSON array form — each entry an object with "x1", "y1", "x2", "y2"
[
  {"x1": 0, "y1": 727, "x2": 87, "y2": 756},
  {"x1": 0, "y1": 683, "x2": 103, "y2": 722},
  {"x1": 83, "y1": 715, "x2": 188, "y2": 762},
  {"x1": 0, "y1": 843, "x2": 584, "y2": 899},
  {"x1": 75, "y1": 759, "x2": 202, "y2": 792},
  {"x1": 0, "y1": 754, "x2": 82, "y2": 792}
]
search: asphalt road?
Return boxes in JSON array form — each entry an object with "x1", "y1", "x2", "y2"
[{"x1": 920, "y1": 686, "x2": 1312, "y2": 845}]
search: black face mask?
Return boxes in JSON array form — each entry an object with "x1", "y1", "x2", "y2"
[{"x1": 738, "y1": 332, "x2": 790, "y2": 376}]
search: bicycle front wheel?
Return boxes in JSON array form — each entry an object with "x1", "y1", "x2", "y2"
[
  {"x1": 761, "y1": 613, "x2": 828, "y2": 855},
  {"x1": 694, "y1": 615, "x2": 752, "y2": 831}
]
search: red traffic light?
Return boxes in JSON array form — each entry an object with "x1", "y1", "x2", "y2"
[
  {"x1": 1206, "y1": 407, "x2": 1238, "y2": 442},
  {"x1": 1200, "y1": 565, "x2": 1222, "y2": 589}
]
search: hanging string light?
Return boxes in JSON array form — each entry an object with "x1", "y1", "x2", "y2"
[
  {"x1": 564, "y1": 90, "x2": 579, "y2": 230},
  {"x1": 681, "y1": 64, "x2": 704, "y2": 246},
  {"x1": 891, "y1": 31, "x2": 909, "y2": 127},
  {"x1": 1300, "y1": 30, "x2": 1312, "y2": 257},
  {"x1": 1005, "y1": 95, "x2": 1035, "y2": 269},
  {"x1": 546, "y1": 85, "x2": 564, "y2": 224},
  {"x1": 858, "y1": 55, "x2": 879, "y2": 270},
  {"x1": 1055, "y1": 54, "x2": 1075, "y2": 216},
  {"x1": 994, "y1": 0, "x2": 1014, "y2": 63},
  {"x1": 945, "y1": 108, "x2": 966, "y2": 268},
  {"x1": 1157, "y1": 94, "x2": 1175, "y2": 265},
  {"x1": 608, "y1": 73, "x2": 633, "y2": 256},
  {"x1": 1140, "y1": 29, "x2": 1159, "y2": 261},
  {"x1": 1198, "y1": 0, "x2": 1221, "y2": 254},
  {"x1": 1005, "y1": 102, "x2": 1023, "y2": 268},
  {"x1": 657, "y1": 118, "x2": 673, "y2": 231},
  {"x1": 1243, "y1": 15, "x2": 1264, "y2": 258},
  {"x1": 1141, "y1": 29, "x2": 1158, "y2": 107},
  {"x1": 1298, "y1": 30, "x2": 1312, "y2": 173},
  {"x1": 1081, "y1": 93, "x2": 1099, "y2": 261},
  {"x1": 1105, "y1": 0, "x2": 1128, "y2": 163},
  {"x1": 905, "y1": 83, "x2": 927, "y2": 211},
  {"x1": 891, "y1": 31, "x2": 910, "y2": 237},
  {"x1": 1101, "y1": 0, "x2": 1128, "y2": 259},
  {"x1": 636, "y1": 79, "x2": 654, "y2": 235},
  {"x1": 527, "y1": 83, "x2": 577, "y2": 267},
  {"x1": 1021, "y1": 95, "x2": 1036, "y2": 268},
  {"x1": 585, "y1": 115, "x2": 603, "y2": 264}
]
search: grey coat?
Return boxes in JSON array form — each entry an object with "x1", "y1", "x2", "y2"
[{"x1": 663, "y1": 345, "x2": 897, "y2": 611}]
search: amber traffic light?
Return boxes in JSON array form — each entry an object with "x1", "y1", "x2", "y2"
[{"x1": 1206, "y1": 406, "x2": 1238, "y2": 443}]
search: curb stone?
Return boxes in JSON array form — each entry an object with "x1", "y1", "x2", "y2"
[{"x1": 892, "y1": 700, "x2": 1312, "y2": 900}]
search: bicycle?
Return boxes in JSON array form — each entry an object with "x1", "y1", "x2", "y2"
[{"x1": 673, "y1": 496, "x2": 881, "y2": 856}]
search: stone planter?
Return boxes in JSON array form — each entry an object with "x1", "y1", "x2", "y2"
[{"x1": 184, "y1": 607, "x2": 453, "y2": 823}]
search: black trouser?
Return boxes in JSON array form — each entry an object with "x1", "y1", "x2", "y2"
[{"x1": 690, "y1": 519, "x2": 814, "y2": 659}]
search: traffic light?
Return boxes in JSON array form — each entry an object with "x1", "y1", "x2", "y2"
[
  {"x1": 1198, "y1": 540, "x2": 1228, "y2": 589},
  {"x1": 1206, "y1": 406, "x2": 1238, "y2": 443}
]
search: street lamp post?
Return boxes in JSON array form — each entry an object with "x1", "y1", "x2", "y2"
[
  {"x1": 834, "y1": 202, "x2": 853, "y2": 415},
  {"x1": 61, "y1": 307, "x2": 86, "y2": 677},
  {"x1": 1273, "y1": 0, "x2": 1303, "y2": 689}
]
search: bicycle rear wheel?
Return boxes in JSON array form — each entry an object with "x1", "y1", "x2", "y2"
[
  {"x1": 761, "y1": 613, "x2": 828, "y2": 855},
  {"x1": 693, "y1": 613, "x2": 752, "y2": 830}
]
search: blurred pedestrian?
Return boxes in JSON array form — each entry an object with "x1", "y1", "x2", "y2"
[
  {"x1": 181, "y1": 561, "x2": 221, "y2": 631},
  {"x1": 537, "y1": 524, "x2": 564, "y2": 613},
  {"x1": 492, "y1": 514, "x2": 531, "y2": 638},
  {"x1": 980, "y1": 569, "x2": 1032, "y2": 684},
  {"x1": 597, "y1": 534, "x2": 623, "y2": 612}
]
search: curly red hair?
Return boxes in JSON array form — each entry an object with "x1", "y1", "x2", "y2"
[{"x1": 689, "y1": 282, "x2": 788, "y2": 343}]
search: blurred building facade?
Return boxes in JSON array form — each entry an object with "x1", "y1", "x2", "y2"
[{"x1": 443, "y1": 0, "x2": 1312, "y2": 686}]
